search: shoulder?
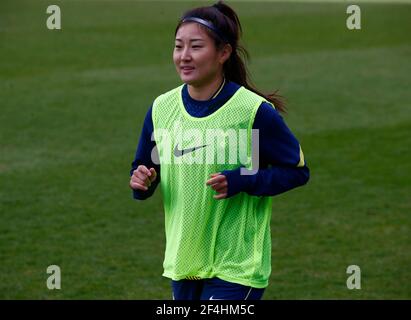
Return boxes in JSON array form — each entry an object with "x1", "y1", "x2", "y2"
[
  {"x1": 153, "y1": 84, "x2": 184, "y2": 107},
  {"x1": 253, "y1": 101, "x2": 285, "y2": 130},
  {"x1": 257, "y1": 101, "x2": 280, "y2": 118},
  {"x1": 239, "y1": 87, "x2": 275, "y2": 108}
]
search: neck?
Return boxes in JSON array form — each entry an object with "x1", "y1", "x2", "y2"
[{"x1": 187, "y1": 75, "x2": 224, "y2": 101}]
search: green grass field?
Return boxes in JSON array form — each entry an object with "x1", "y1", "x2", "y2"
[{"x1": 1, "y1": 0, "x2": 410, "y2": 299}]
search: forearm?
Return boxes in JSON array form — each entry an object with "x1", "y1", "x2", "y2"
[{"x1": 223, "y1": 165, "x2": 309, "y2": 198}]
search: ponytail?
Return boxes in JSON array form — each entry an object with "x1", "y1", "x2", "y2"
[
  {"x1": 176, "y1": 1, "x2": 286, "y2": 112},
  {"x1": 213, "y1": 1, "x2": 286, "y2": 112}
]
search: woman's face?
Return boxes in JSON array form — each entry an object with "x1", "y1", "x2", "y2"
[{"x1": 173, "y1": 22, "x2": 230, "y2": 87}]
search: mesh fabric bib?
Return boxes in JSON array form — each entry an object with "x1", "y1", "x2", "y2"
[{"x1": 152, "y1": 84, "x2": 273, "y2": 288}]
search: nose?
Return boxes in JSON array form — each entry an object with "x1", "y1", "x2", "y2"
[{"x1": 181, "y1": 47, "x2": 192, "y2": 61}]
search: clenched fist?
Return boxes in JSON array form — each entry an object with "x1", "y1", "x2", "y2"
[
  {"x1": 206, "y1": 172, "x2": 228, "y2": 200},
  {"x1": 130, "y1": 165, "x2": 157, "y2": 191}
]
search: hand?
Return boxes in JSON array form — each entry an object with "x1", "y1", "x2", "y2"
[
  {"x1": 206, "y1": 172, "x2": 228, "y2": 200},
  {"x1": 130, "y1": 165, "x2": 157, "y2": 191}
]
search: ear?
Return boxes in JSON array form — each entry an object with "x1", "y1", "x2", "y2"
[{"x1": 219, "y1": 43, "x2": 233, "y2": 64}]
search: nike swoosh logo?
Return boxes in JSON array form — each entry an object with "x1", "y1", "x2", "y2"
[
  {"x1": 209, "y1": 296, "x2": 223, "y2": 300},
  {"x1": 174, "y1": 143, "x2": 208, "y2": 157}
]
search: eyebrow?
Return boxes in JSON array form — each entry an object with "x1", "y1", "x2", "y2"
[{"x1": 175, "y1": 38, "x2": 205, "y2": 42}]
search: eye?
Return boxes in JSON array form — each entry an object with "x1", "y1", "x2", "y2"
[{"x1": 174, "y1": 45, "x2": 182, "y2": 49}]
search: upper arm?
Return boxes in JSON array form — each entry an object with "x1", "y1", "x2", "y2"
[
  {"x1": 130, "y1": 105, "x2": 160, "y2": 175},
  {"x1": 253, "y1": 102, "x2": 306, "y2": 168}
]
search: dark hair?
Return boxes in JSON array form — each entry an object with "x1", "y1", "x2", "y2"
[{"x1": 175, "y1": 1, "x2": 286, "y2": 113}]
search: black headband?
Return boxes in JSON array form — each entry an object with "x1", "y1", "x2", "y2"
[{"x1": 181, "y1": 16, "x2": 231, "y2": 44}]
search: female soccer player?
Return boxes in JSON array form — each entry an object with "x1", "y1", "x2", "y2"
[{"x1": 129, "y1": 1, "x2": 309, "y2": 300}]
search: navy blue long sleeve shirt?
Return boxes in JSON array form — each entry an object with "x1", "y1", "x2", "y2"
[{"x1": 130, "y1": 80, "x2": 309, "y2": 200}]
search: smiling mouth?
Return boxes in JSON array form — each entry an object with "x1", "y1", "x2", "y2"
[{"x1": 181, "y1": 67, "x2": 194, "y2": 74}]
